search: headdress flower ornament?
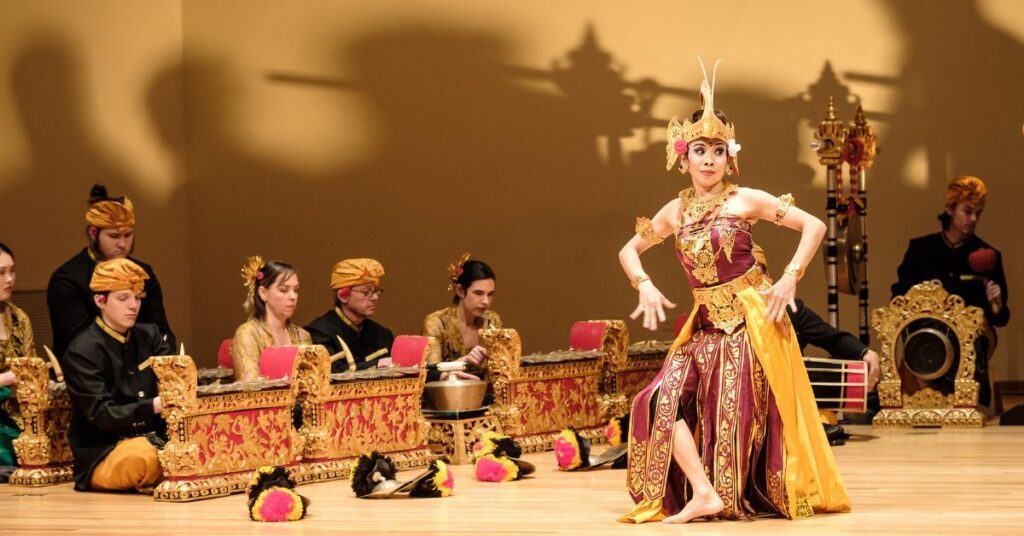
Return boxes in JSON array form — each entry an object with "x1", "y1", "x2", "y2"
[
  {"x1": 665, "y1": 57, "x2": 740, "y2": 175},
  {"x1": 241, "y1": 255, "x2": 266, "y2": 316},
  {"x1": 89, "y1": 258, "x2": 149, "y2": 294},
  {"x1": 446, "y1": 252, "x2": 471, "y2": 293}
]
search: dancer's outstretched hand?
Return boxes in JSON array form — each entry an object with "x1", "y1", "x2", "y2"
[
  {"x1": 761, "y1": 274, "x2": 798, "y2": 323},
  {"x1": 630, "y1": 281, "x2": 677, "y2": 331}
]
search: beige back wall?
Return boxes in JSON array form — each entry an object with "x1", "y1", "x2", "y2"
[
  {"x1": 2, "y1": 1, "x2": 1021, "y2": 383},
  {"x1": 0, "y1": 1, "x2": 191, "y2": 350}
]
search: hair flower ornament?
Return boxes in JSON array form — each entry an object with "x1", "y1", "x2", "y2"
[
  {"x1": 673, "y1": 140, "x2": 688, "y2": 155},
  {"x1": 727, "y1": 139, "x2": 742, "y2": 156}
]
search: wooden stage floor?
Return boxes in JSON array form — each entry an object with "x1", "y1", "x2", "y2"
[{"x1": 3, "y1": 425, "x2": 1023, "y2": 535}]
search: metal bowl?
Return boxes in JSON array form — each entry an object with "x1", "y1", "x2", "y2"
[{"x1": 423, "y1": 377, "x2": 487, "y2": 411}]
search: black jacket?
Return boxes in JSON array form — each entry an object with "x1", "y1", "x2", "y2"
[
  {"x1": 892, "y1": 233, "x2": 1009, "y2": 328},
  {"x1": 790, "y1": 299, "x2": 868, "y2": 360},
  {"x1": 63, "y1": 320, "x2": 170, "y2": 491},
  {"x1": 305, "y1": 308, "x2": 394, "y2": 374},
  {"x1": 47, "y1": 248, "x2": 175, "y2": 358}
]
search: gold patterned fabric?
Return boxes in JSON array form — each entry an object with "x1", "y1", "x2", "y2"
[
  {"x1": 0, "y1": 302, "x2": 35, "y2": 364},
  {"x1": 635, "y1": 217, "x2": 666, "y2": 245},
  {"x1": 624, "y1": 275, "x2": 851, "y2": 522},
  {"x1": 89, "y1": 258, "x2": 149, "y2": 294},
  {"x1": 1, "y1": 302, "x2": 34, "y2": 435},
  {"x1": 330, "y1": 258, "x2": 385, "y2": 290},
  {"x1": 624, "y1": 194, "x2": 849, "y2": 522},
  {"x1": 230, "y1": 319, "x2": 312, "y2": 381},
  {"x1": 85, "y1": 198, "x2": 135, "y2": 231},
  {"x1": 422, "y1": 306, "x2": 502, "y2": 363},
  {"x1": 676, "y1": 215, "x2": 750, "y2": 287}
]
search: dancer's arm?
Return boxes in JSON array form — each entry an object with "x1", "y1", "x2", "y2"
[
  {"x1": 619, "y1": 199, "x2": 679, "y2": 331},
  {"x1": 734, "y1": 188, "x2": 826, "y2": 323}
]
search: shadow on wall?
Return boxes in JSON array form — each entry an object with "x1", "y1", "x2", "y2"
[
  {"x1": 19, "y1": 3, "x2": 1015, "y2": 366},
  {"x1": 868, "y1": 0, "x2": 1023, "y2": 377},
  {"x1": 1, "y1": 31, "x2": 192, "y2": 351},
  {"x1": 171, "y1": 21, "x2": 881, "y2": 359},
  {"x1": 1, "y1": 33, "x2": 135, "y2": 269},
  {"x1": 0, "y1": 33, "x2": 138, "y2": 350}
]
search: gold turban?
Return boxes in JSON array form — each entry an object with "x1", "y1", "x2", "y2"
[
  {"x1": 86, "y1": 197, "x2": 135, "y2": 231},
  {"x1": 90, "y1": 258, "x2": 149, "y2": 294},
  {"x1": 945, "y1": 176, "x2": 987, "y2": 209},
  {"x1": 330, "y1": 258, "x2": 385, "y2": 289}
]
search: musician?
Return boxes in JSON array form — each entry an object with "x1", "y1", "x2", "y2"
[
  {"x1": 423, "y1": 254, "x2": 500, "y2": 380},
  {"x1": 62, "y1": 258, "x2": 171, "y2": 492},
  {"x1": 1, "y1": 242, "x2": 33, "y2": 472},
  {"x1": 891, "y1": 176, "x2": 1008, "y2": 406},
  {"x1": 230, "y1": 257, "x2": 311, "y2": 381},
  {"x1": 47, "y1": 184, "x2": 174, "y2": 358},
  {"x1": 305, "y1": 258, "x2": 395, "y2": 373}
]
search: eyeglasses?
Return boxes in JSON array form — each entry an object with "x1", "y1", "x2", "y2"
[{"x1": 351, "y1": 287, "x2": 384, "y2": 298}]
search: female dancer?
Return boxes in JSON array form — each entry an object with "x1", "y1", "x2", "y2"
[{"x1": 619, "y1": 60, "x2": 850, "y2": 524}]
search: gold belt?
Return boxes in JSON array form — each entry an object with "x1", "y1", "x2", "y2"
[{"x1": 691, "y1": 266, "x2": 765, "y2": 334}]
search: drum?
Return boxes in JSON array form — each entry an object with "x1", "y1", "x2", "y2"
[{"x1": 804, "y1": 356, "x2": 868, "y2": 413}]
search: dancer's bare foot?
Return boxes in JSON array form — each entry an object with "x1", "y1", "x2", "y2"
[{"x1": 661, "y1": 490, "x2": 724, "y2": 524}]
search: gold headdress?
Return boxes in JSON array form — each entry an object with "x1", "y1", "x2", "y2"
[
  {"x1": 665, "y1": 57, "x2": 740, "y2": 174},
  {"x1": 446, "y1": 252, "x2": 471, "y2": 293},
  {"x1": 240, "y1": 255, "x2": 266, "y2": 316},
  {"x1": 330, "y1": 258, "x2": 385, "y2": 290},
  {"x1": 945, "y1": 176, "x2": 987, "y2": 208},
  {"x1": 86, "y1": 197, "x2": 135, "y2": 232},
  {"x1": 89, "y1": 258, "x2": 149, "y2": 294}
]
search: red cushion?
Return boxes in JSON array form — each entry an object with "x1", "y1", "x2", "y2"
[
  {"x1": 392, "y1": 335, "x2": 430, "y2": 367},
  {"x1": 217, "y1": 338, "x2": 233, "y2": 369},
  {"x1": 258, "y1": 346, "x2": 300, "y2": 380},
  {"x1": 569, "y1": 321, "x2": 607, "y2": 351},
  {"x1": 673, "y1": 313, "x2": 690, "y2": 336}
]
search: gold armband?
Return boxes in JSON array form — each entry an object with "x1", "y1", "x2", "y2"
[
  {"x1": 635, "y1": 217, "x2": 665, "y2": 245},
  {"x1": 783, "y1": 261, "x2": 805, "y2": 281},
  {"x1": 774, "y1": 193, "x2": 794, "y2": 225},
  {"x1": 630, "y1": 273, "x2": 651, "y2": 289}
]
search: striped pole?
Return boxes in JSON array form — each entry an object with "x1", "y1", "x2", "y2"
[
  {"x1": 814, "y1": 97, "x2": 846, "y2": 329},
  {"x1": 849, "y1": 105, "x2": 877, "y2": 344}
]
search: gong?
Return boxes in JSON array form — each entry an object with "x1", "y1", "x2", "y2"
[
  {"x1": 835, "y1": 208, "x2": 865, "y2": 295},
  {"x1": 900, "y1": 322, "x2": 957, "y2": 381}
]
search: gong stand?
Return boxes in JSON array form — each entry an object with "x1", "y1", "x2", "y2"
[
  {"x1": 813, "y1": 98, "x2": 846, "y2": 328},
  {"x1": 844, "y1": 106, "x2": 877, "y2": 344}
]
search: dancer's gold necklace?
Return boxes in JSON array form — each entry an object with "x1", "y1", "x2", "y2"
[{"x1": 681, "y1": 181, "x2": 732, "y2": 223}]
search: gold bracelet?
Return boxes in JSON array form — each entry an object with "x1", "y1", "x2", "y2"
[
  {"x1": 630, "y1": 273, "x2": 651, "y2": 289},
  {"x1": 774, "y1": 193, "x2": 795, "y2": 225},
  {"x1": 635, "y1": 217, "x2": 665, "y2": 245},
  {"x1": 783, "y1": 261, "x2": 804, "y2": 280}
]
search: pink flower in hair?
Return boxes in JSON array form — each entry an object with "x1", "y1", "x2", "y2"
[
  {"x1": 673, "y1": 140, "x2": 688, "y2": 155},
  {"x1": 256, "y1": 271, "x2": 265, "y2": 281}
]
